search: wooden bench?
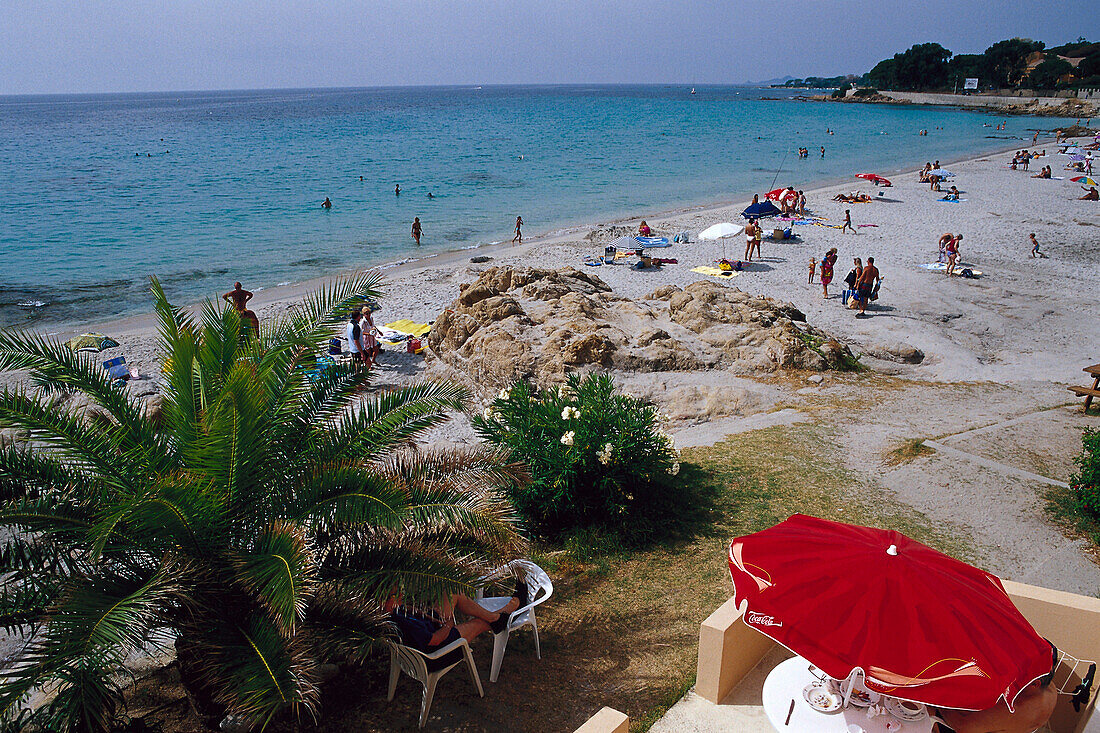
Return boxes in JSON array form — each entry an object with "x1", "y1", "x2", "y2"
[{"x1": 1068, "y1": 363, "x2": 1100, "y2": 413}]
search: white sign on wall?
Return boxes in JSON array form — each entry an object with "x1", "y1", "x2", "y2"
[{"x1": 964, "y1": 78, "x2": 979, "y2": 90}]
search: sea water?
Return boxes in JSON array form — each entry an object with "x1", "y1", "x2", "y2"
[{"x1": 0, "y1": 85, "x2": 1068, "y2": 328}]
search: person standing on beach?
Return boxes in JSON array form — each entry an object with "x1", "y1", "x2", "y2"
[
  {"x1": 1029, "y1": 233, "x2": 1046, "y2": 258},
  {"x1": 346, "y1": 309, "x2": 362, "y2": 371},
  {"x1": 751, "y1": 221, "x2": 763, "y2": 260},
  {"x1": 411, "y1": 217, "x2": 422, "y2": 245},
  {"x1": 744, "y1": 220, "x2": 756, "y2": 262},
  {"x1": 945, "y1": 234, "x2": 961, "y2": 276},
  {"x1": 820, "y1": 248, "x2": 837, "y2": 299},
  {"x1": 513, "y1": 216, "x2": 523, "y2": 243},
  {"x1": 843, "y1": 257, "x2": 862, "y2": 305},
  {"x1": 358, "y1": 308, "x2": 381, "y2": 369},
  {"x1": 797, "y1": 190, "x2": 806, "y2": 217},
  {"x1": 855, "y1": 257, "x2": 880, "y2": 317},
  {"x1": 841, "y1": 209, "x2": 855, "y2": 234},
  {"x1": 222, "y1": 283, "x2": 260, "y2": 337}
]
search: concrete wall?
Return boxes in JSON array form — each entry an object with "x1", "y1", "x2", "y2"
[
  {"x1": 695, "y1": 581, "x2": 1100, "y2": 733},
  {"x1": 573, "y1": 707, "x2": 629, "y2": 733},
  {"x1": 877, "y1": 90, "x2": 1096, "y2": 108}
]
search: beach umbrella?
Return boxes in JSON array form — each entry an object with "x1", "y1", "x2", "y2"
[
  {"x1": 727, "y1": 514, "x2": 1056, "y2": 712},
  {"x1": 855, "y1": 173, "x2": 892, "y2": 186},
  {"x1": 741, "y1": 201, "x2": 781, "y2": 220},
  {"x1": 699, "y1": 222, "x2": 744, "y2": 240},
  {"x1": 65, "y1": 333, "x2": 120, "y2": 353},
  {"x1": 931, "y1": 169, "x2": 955, "y2": 178},
  {"x1": 1071, "y1": 176, "x2": 1098, "y2": 186},
  {"x1": 1069, "y1": 154, "x2": 1086, "y2": 161}
]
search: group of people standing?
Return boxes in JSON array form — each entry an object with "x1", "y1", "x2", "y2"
[
  {"x1": 810, "y1": 250, "x2": 880, "y2": 317},
  {"x1": 938, "y1": 232, "x2": 963, "y2": 276},
  {"x1": 345, "y1": 307, "x2": 381, "y2": 370}
]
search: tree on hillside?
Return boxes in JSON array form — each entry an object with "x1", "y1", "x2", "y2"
[
  {"x1": 948, "y1": 53, "x2": 989, "y2": 87},
  {"x1": 983, "y1": 38, "x2": 1045, "y2": 87},
  {"x1": 866, "y1": 43, "x2": 952, "y2": 91},
  {"x1": 0, "y1": 275, "x2": 527, "y2": 731},
  {"x1": 1028, "y1": 56, "x2": 1073, "y2": 89}
]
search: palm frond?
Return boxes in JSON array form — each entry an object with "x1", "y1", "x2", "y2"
[
  {"x1": 314, "y1": 381, "x2": 470, "y2": 464},
  {"x1": 0, "y1": 330, "x2": 164, "y2": 463},
  {"x1": 303, "y1": 584, "x2": 391, "y2": 665},
  {"x1": 0, "y1": 441, "x2": 88, "y2": 503},
  {"x1": 232, "y1": 522, "x2": 317, "y2": 636}
]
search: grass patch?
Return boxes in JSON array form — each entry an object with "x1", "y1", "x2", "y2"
[
  {"x1": 1045, "y1": 486, "x2": 1100, "y2": 556},
  {"x1": 884, "y1": 438, "x2": 935, "y2": 466}
]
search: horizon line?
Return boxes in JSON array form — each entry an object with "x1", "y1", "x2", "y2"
[{"x1": 0, "y1": 79, "x2": 838, "y2": 101}]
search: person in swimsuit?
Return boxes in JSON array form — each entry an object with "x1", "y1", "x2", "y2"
[
  {"x1": 321, "y1": 197, "x2": 332, "y2": 209},
  {"x1": 411, "y1": 217, "x2": 422, "y2": 245},
  {"x1": 513, "y1": 215, "x2": 523, "y2": 243},
  {"x1": 1029, "y1": 232, "x2": 1045, "y2": 258},
  {"x1": 222, "y1": 282, "x2": 260, "y2": 337},
  {"x1": 938, "y1": 233, "x2": 954, "y2": 263},
  {"x1": 395, "y1": 183, "x2": 401, "y2": 195},
  {"x1": 385, "y1": 579, "x2": 530, "y2": 656},
  {"x1": 841, "y1": 209, "x2": 855, "y2": 234},
  {"x1": 843, "y1": 257, "x2": 862, "y2": 305},
  {"x1": 1080, "y1": 186, "x2": 1099, "y2": 200},
  {"x1": 358, "y1": 309, "x2": 381, "y2": 369},
  {"x1": 638, "y1": 220, "x2": 652, "y2": 237},
  {"x1": 855, "y1": 256, "x2": 879, "y2": 317},
  {"x1": 820, "y1": 248, "x2": 837, "y2": 299},
  {"x1": 945, "y1": 234, "x2": 961, "y2": 276}
]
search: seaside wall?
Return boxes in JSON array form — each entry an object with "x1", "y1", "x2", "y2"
[{"x1": 878, "y1": 90, "x2": 1098, "y2": 107}]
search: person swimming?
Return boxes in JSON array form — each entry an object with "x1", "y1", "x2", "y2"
[
  {"x1": 395, "y1": 183, "x2": 401, "y2": 195},
  {"x1": 321, "y1": 197, "x2": 332, "y2": 209}
]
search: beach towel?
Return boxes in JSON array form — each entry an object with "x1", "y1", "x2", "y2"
[
  {"x1": 918, "y1": 262, "x2": 983, "y2": 276},
  {"x1": 857, "y1": 224, "x2": 879, "y2": 228},
  {"x1": 936, "y1": 198, "x2": 968, "y2": 203},
  {"x1": 691, "y1": 266, "x2": 738, "y2": 279},
  {"x1": 384, "y1": 319, "x2": 431, "y2": 337}
]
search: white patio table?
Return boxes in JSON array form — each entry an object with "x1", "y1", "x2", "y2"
[{"x1": 762, "y1": 656, "x2": 937, "y2": 733}]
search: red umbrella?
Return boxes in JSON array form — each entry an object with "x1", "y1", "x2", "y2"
[
  {"x1": 856, "y1": 173, "x2": 892, "y2": 186},
  {"x1": 765, "y1": 187, "x2": 797, "y2": 204},
  {"x1": 728, "y1": 515, "x2": 1053, "y2": 711}
]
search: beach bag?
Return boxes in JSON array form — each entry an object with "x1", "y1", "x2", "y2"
[
  {"x1": 407, "y1": 338, "x2": 423, "y2": 354},
  {"x1": 961, "y1": 268, "x2": 975, "y2": 279}
]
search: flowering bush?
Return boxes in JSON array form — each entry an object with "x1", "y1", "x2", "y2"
[
  {"x1": 472, "y1": 373, "x2": 681, "y2": 540},
  {"x1": 1072, "y1": 427, "x2": 1100, "y2": 517}
]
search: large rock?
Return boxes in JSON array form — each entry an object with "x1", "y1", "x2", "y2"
[{"x1": 425, "y1": 267, "x2": 856, "y2": 393}]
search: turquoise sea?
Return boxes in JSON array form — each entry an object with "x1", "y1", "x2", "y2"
[{"x1": 0, "y1": 85, "x2": 1068, "y2": 328}]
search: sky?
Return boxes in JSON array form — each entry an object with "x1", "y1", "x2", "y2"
[{"x1": 2, "y1": 0, "x2": 1098, "y2": 95}]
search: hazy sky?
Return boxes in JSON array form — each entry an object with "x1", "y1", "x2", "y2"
[{"x1": 2, "y1": 0, "x2": 1098, "y2": 95}]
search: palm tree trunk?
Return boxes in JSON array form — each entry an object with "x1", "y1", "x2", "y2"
[{"x1": 175, "y1": 636, "x2": 227, "y2": 730}]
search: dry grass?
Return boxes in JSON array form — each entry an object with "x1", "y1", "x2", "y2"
[{"x1": 884, "y1": 438, "x2": 935, "y2": 466}]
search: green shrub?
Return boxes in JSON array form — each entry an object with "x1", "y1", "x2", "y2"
[
  {"x1": 1072, "y1": 427, "x2": 1100, "y2": 517},
  {"x1": 471, "y1": 373, "x2": 680, "y2": 541}
]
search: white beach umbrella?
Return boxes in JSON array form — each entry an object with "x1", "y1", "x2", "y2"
[{"x1": 699, "y1": 222, "x2": 745, "y2": 240}]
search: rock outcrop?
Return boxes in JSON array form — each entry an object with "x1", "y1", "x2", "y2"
[{"x1": 426, "y1": 267, "x2": 856, "y2": 392}]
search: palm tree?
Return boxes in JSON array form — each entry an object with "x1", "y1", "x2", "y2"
[{"x1": 0, "y1": 273, "x2": 526, "y2": 732}]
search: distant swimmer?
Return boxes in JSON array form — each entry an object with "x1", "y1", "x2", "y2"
[
  {"x1": 513, "y1": 216, "x2": 523, "y2": 243},
  {"x1": 427, "y1": 192, "x2": 434, "y2": 199},
  {"x1": 359, "y1": 176, "x2": 364, "y2": 181},
  {"x1": 411, "y1": 216, "x2": 422, "y2": 244},
  {"x1": 321, "y1": 197, "x2": 332, "y2": 209},
  {"x1": 395, "y1": 183, "x2": 401, "y2": 196},
  {"x1": 222, "y1": 282, "x2": 260, "y2": 337},
  {"x1": 820, "y1": 146, "x2": 825, "y2": 158}
]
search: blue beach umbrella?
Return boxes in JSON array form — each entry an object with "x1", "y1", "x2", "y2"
[{"x1": 741, "y1": 201, "x2": 781, "y2": 220}]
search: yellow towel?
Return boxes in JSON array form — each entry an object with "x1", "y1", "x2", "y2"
[
  {"x1": 691, "y1": 266, "x2": 738, "y2": 278},
  {"x1": 384, "y1": 319, "x2": 431, "y2": 337}
]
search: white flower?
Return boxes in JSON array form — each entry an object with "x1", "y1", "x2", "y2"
[
  {"x1": 557, "y1": 384, "x2": 573, "y2": 399},
  {"x1": 597, "y1": 442, "x2": 614, "y2": 465},
  {"x1": 561, "y1": 406, "x2": 580, "y2": 420},
  {"x1": 560, "y1": 431, "x2": 575, "y2": 446},
  {"x1": 669, "y1": 462, "x2": 680, "y2": 476},
  {"x1": 482, "y1": 406, "x2": 497, "y2": 420},
  {"x1": 498, "y1": 386, "x2": 511, "y2": 400}
]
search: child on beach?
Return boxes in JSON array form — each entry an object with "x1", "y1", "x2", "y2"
[
  {"x1": 808, "y1": 257, "x2": 817, "y2": 284},
  {"x1": 1029, "y1": 233, "x2": 1046, "y2": 258},
  {"x1": 841, "y1": 209, "x2": 854, "y2": 234},
  {"x1": 820, "y1": 248, "x2": 837, "y2": 299}
]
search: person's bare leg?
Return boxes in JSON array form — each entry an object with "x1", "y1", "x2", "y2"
[{"x1": 452, "y1": 592, "x2": 520, "y2": 624}]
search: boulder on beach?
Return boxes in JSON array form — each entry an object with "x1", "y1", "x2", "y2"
[{"x1": 425, "y1": 266, "x2": 857, "y2": 393}]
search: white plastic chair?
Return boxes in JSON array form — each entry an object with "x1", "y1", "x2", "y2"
[
  {"x1": 387, "y1": 636, "x2": 484, "y2": 728},
  {"x1": 475, "y1": 559, "x2": 554, "y2": 683}
]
